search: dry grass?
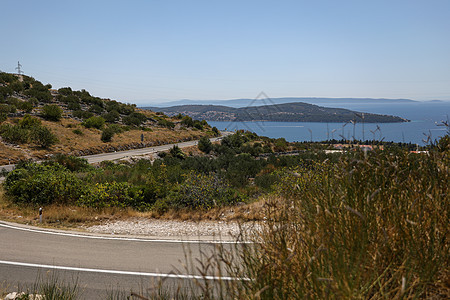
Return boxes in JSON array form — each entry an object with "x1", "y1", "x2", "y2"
[
  {"x1": 0, "y1": 143, "x2": 28, "y2": 164},
  {"x1": 0, "y1": 117, "x2": 209, "y2": 165}
]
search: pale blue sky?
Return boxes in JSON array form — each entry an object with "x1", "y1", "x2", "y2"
[{"x1": 1, "y1": 0, "x2": 449, "y2": 104}]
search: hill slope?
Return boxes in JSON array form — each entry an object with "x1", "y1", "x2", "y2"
[{"x1": 0, "y1": 72, "x2": 214, "y2": 165}]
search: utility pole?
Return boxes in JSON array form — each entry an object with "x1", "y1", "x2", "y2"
[
  {"x1": 15, "y1": 61, "x2": 23, "y2": 75},
  {"x1": 15, "y1": 61, "x2": 24, "y2": 82}
]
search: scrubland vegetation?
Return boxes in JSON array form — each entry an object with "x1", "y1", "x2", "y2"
[
  {"x1": 1, "y1": 130, "x2": 448, "y2": 298},
  {"x1": 1, "y1": 71, "x2": 448, "y2": 298},
  {"x1": 0, "y1": 72, "x2": 215, "y2": 165}
]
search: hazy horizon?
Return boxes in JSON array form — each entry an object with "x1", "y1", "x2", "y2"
[{"x1": 1, "y1": 1, "x2": 449, "y2": 105}]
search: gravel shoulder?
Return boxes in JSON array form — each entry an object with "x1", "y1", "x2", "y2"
[{"x1": 83, "y1": 218, "x2": 257, "y2": 241}]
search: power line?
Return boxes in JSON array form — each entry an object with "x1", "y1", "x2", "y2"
[{"x1": 15, "y1": 61, "x2": 24, "y2": 75}]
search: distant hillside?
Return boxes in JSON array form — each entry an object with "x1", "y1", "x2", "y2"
[
  {"x1": 144, "y1": 102, "x2": 409, "y2": 123},
  {"x1": 0, "y1": 72, "x2": 214, "y2": 165},
  {"x1": 145, "y1": 97, "x2": 419, "y2": 108}
]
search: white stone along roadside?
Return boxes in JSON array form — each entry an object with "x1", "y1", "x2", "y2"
[{"x1": 84, "y1": 219, "x2": 258, "y2": 240}]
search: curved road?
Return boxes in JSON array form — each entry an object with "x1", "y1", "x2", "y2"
[
  {"x1": 0, "y1": 133, "x2": 231, "y2": 174},
  {"x1": 0, "y1": 222, "x2": 241, "y2": 298},
  {"x1": 0, "y1": 132, "x2": 240, "y2": 297}
]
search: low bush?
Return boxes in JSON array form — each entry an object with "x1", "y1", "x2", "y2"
[
  {"x1": 164, "y1": 171, "x2": 241, "y2": 209},
  {"x1": 42, "y1": 104, "x2": 63, "y2": 121},
  {"x1": 157, "y1": 119, "x2": 175, "y2": 128},
  {"x1": 82, "y1": 116, "x2": 105, "y2": 129},
  {"x1": 101, "y1": 127, "x2": 115, "y2": 142},
  {"x1": 102, "y1": 110, "x2": 120, "y2": 123},
  {"x1": 78, "y1": 181, "x2": 147, "y2": 210},
  {"x1": 72, "y1": 128, "x2": 83, "y2": 135},
  {"x1": 30, "y1": 125, "x2": 58, "y2": 148},
  {"x1": 72, "y1": 110, "x2": 94, "y2": 120},
  {"x1": 0, "y1": 123, "x2": 29, "y2": 143},
  {"x1": 4, "y1": 162, "x2": 85, "y2": 206},
  {"x1": 198, "y1": 136, "x2": 212, "y2": 153},
  {"x1": 18, "y1": 114, "x2": 41, "y2": 128}
]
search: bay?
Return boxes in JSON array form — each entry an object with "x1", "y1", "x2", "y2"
[{"x1": 208, "y1": 102, "x2": 450, "y2": 146}]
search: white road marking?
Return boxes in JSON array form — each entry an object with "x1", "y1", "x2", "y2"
[
  {"x1": 0, "y1": 260, "x2": 246, "y2": 281},
  {"x1": 0, "y1": 222, "x2": 245, "y2": 244}
]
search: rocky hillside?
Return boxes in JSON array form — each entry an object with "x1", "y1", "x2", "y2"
[{"x1": 0, "y1": 72, "x2": 216, "y2": 165}]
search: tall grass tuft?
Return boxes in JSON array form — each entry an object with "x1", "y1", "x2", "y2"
[
  {"x1": 224, "y1": 146, "x2": 449, "y2": 299},
  {"x1": 9, "y1": 272, "x2": 79, "y2": 300}
]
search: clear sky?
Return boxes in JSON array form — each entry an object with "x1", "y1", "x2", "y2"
[{"x1": 1, "y1": 0, "x2": 449, "y2": 104}]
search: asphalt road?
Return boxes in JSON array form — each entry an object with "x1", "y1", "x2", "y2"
[
  {"x1": 0, "y1": 133, "x2": 230, "y2": 174},
  {"x1": 0, "y1": 132, "x2": 239, "y2": 297},
  {"x1": 0, "y1": 222, "x2": 241, "y2": 298}
]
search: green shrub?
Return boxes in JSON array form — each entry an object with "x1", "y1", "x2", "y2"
[
  {"x1": 24, "y1": 81, "x2": 52, "y2": 102},
  {"x1": 181, "y1": 115, "x2": 194, "y2": 127},
  {"x1": 123, "y1": 112, "x2": 147, "y2": 126},
  {"x1": 6, "y1": 96, "x2": 20, "y2": 106},
  {"x1": 67, "y1": 101, "x2": 81, "y2": 111},
  {"x1": 58, "y1": 87, "x2": 73, "y2": 96},
  {"x1": 101, "y1": 127, "x2": 115, "y2": 142},
  {"x1": 109, "y1": 124, "x2": 124, "y2": 134},
  {"x1": 72, "y1": 110, "x2": 94, "y2": 120},
  {"x1": 198, "y1": 136, "x2": 212, "y2": 154},
  {"x1": 17, "y1": 100, "x2": 34, "y2": 112},
  {"x1": 254, "y1": 172, "x2": 278, "y2": 191},
  {"x1": 0, "y1": 72, "x2": 17, "y2": 84},
  {"x1": 78, "y1": 181, "x2": 146, "y2": 210},
  {"x1": 72, "y1": 128, "x2": 83, "y2": 135},
  {"x1": 102, "y1": 110, "x2": 120, "y2": 123},
  {"x1": 0, "y1": 112, "x2": 8, "y2": 124},
  {"x1": 88, "y1": 104, "x2": 104, "y2": 114},
  {"x1": 118, "y1": 103, "x2": 135, "y2": 115},
  {"x1": 30, "y1": 126, "x2": 58, "y2": 148},
  {"x1": 165, "y1": 171, "x2": 241, "y2": 209},
  {"x1": 19, "y1": 114, "x2": 41, "y2": 128},
  {"x1": 169, "y1": 145, "x2": 185, "y2": 159},
  {"x1": 4, "y1": 162, "x2": 85, "y2": 205},
  {"x1": 82, "y1": 116, "x2": 105, "y2": 129},
  {"x1": 0, "y1": 103, "x2": 17, "y2": 114},
  {"x1": 0, "y1": 124, "x2": 29, "y2": 143},
  {"x1": 157, "y1": 119, "x2": 175, "y2": 128},
  {"x1": 42, "y1": 104, "x2": 63, "y2": 121},
  {"x1": 193, "y1": 120, "x2": 203, "y2": 130}
]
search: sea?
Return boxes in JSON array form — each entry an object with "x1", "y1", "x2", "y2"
[{"x1": 208, "y1": 101, "x2": 450, "y2": 146}]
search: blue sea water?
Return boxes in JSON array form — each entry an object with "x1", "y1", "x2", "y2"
[{"x1": 208, "y1": 102, "x2": 450, "y2": 146}]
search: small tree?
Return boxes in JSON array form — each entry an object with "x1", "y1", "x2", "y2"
[
  {"x1": 198, "y1": 136, "x2": 213, "y2": 154},
  {"x1": 42, "y1": 104, "x2": 62, "y2": 121},
  {"x1": 212, "y1": 126, "x2": 220, "y2": 136},
  {"x1": 169, "y1": 145, "x2": 185, "y2": 159},
  {"x1": 101, "y1": 127, "x2": 115, "y2": 142},
  {"x1": 82, "y1": 116, "x2": 105, "y2": 129},
  {"x1": 30, "y1": 126, "x2": 58, "y2": 148},
  {"x1": 19, "y1": 114, "x2": 41, "y2": 128}
]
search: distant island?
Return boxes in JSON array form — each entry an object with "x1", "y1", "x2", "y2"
[
  {"x1": 144, "y1": 97, "x2": 420, "y2": 108},
  {"x1": 143, "y1": 102, "x2": 409, "y2": 123}
]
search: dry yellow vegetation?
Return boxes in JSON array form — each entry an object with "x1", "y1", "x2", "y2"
[{"x1": 0, "y1": 116, "x2": 209, "y2": 165}]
